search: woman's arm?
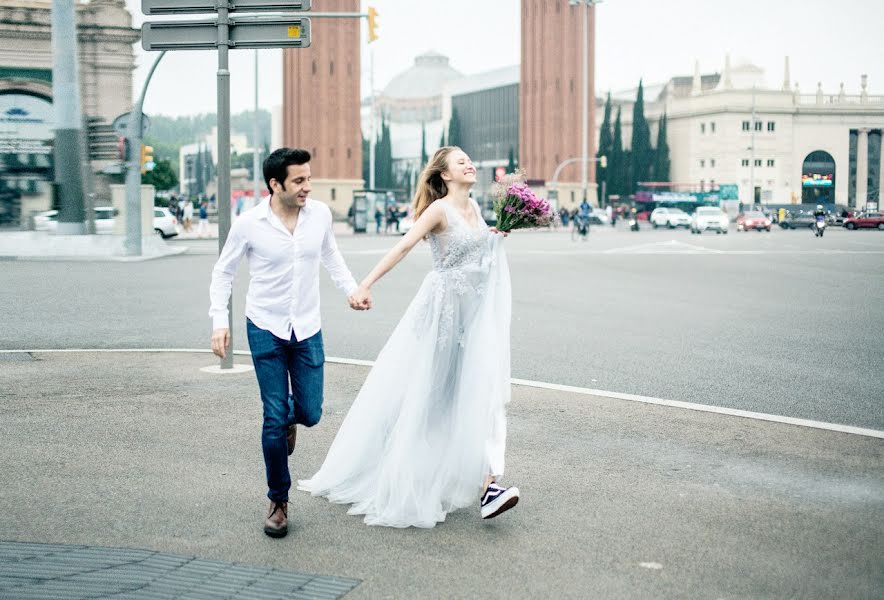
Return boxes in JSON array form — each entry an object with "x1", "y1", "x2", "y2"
[{"x1": 350, "y1": 203, "x2": 446, "y2": 304}]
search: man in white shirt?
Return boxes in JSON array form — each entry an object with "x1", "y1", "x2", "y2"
[{"x1": 209, "y1": 148, "x2": 370, "y2": 538}]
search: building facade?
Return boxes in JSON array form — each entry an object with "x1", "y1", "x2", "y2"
[
  {"x1": 604, "y1": 59, "x2": 884, "y2": 210},
  {"x1": 443, "y1": 66, "x2": 519, "y2": 209},
  {"x1": 0, "y1": 0, "x2": 138, "y2": 226},
  {"x1": 520, "y1": 0, "x2": 597, "y2": 208},
  {"x1": 282, "y1": 0, "x2": 361, "y2": 217}
]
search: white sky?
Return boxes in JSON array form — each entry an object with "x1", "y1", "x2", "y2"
[{"x1": 126, "y1": 0, "x2": 884, "y2": 118}]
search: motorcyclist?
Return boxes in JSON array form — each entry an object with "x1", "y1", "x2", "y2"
[
  {"x1": 813, "y1": 204, "x2": 827, "y2": 235},
  {"x1": 576, "y1": 199, "x2": 591, "y2": 236}
]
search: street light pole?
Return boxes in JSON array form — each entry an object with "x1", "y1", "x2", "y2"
[{"x1": 580, "y1": 0, "x2": 589, "y2": 205}]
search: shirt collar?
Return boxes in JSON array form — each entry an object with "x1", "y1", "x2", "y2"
[{"x1": 258, "y1": 197, "x2": 312, "y2": 221}]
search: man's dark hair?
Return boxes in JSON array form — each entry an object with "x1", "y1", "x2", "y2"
[{"x1": 263, "y1": 147, "x2": 311, "y2": 194}]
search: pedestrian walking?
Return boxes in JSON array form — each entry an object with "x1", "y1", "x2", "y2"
[
  {"x1": 209, "y1": 147, "x2": 368, "y2": 538},
  {"x1": 183, "y1": 199, "x2": 194, "y2": 233},
  {"x1": 198, "y1": 200, "x2": 209, "y2": 238}
]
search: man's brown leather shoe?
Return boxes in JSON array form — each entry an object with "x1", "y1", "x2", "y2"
[
  {"x1": 286, "y1": 425, "x2": 297, "y2": 456},
  {"x1": 264, "y1": 501, "x2": 288, "y2": 538}
]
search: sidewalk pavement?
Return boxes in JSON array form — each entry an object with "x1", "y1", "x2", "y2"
[{"x1": 1, "y1": 351, "x2": 882, "y2": 599}]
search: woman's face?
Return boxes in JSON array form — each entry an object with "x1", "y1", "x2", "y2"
[{"x1": 443, "y1": 150, "x2": 477, "y2": 185}]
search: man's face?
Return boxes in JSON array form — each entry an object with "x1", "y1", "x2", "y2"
[{"x1": 273, "y1": 163, "x2": 311, "y2": 208}]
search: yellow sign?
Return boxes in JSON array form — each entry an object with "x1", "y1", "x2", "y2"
[{"x1": 287, "y1": 25, "x2": 301, "y2": 38}]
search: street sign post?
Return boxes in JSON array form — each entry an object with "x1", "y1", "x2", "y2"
[
  {"x1": 142, "y1": 0, "x2": 310, "y2": 15},
  {"x1": 140, "y1": 0, "x2": 313, "y2": 370},
  {"x1": 142, "y1": 17, "x2": 311, "y2": 51}
]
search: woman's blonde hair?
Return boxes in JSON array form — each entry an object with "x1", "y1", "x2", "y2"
[{"x1": 412, "y1": 146, "x2": 461, "y2": 220}]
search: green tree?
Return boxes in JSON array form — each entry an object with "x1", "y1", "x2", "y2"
[
  {"x1": 446, "y1": 107, "x2": 462, "y2": 148},
  {"x1": 629, "y1": 80, "x2": 653, "y2": 194},
  {"x1": 420, "y1": 122, "x2": 428, "y2": 166},
  {"x1": 362, "y1": 134, "x2": 370, "y2": 184},
  {"x1": 653, "y1": 113, "x2": 671, "y2": 184},
  {"x1": 610, "y1": 106, "x2": 625, "y2": 196},
  {"x1": 596, "y1": 93, "x2": 613, "y2": 202},
  {"x1": 507, "y1": 146, "x2": 516, "y2": 174},
  {"x1": 374, "y1": 115, "x2": 393, "y2": 189},
  {"x1": 142, "y1": 158, "x2": 178, "y2": 191}
]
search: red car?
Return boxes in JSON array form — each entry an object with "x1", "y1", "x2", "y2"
[
  {"x1": 736, "y1": 211, "x2": 772, "y2": 232},
  {"x1": 844, "y1": 212, "x2": 884, "y2": 230}
]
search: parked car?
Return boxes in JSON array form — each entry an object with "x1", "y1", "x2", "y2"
[
  {"x1": 153, "y1": 207, "x2": 178, "y2": 238},
  {"x1": 650, "y1": 207, "x2": 691, "y2": 228},
  {"x1": 588, "y1": 208, "x2": 610, "y2": 225},
  {"x1": 691, "y1": 207, "x2": 729, "y2": 234},
  {"x1": 33, "y1": 209, "x2": 57, "y2": 231},
  {"x1": 736, "y1": 211, "x2": 772, "y2": 232},
  {"x1": 778, "y1": 210, "x2": 816, "y2": 229},
  {"x1": 843, "y1": 212, "x2": 884, "y2": 230},
  {"x1": 42, "y1": 206, "x2": 177, "y2": 237}
]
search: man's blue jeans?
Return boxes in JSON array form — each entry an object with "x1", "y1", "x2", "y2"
[{"x1": 246, "y1": 319, "x2": 324, "y2": 503}]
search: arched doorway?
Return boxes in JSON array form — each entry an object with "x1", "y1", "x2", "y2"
[{"x1": 801, "y1": 150, "x2": 835, "y2": 205}]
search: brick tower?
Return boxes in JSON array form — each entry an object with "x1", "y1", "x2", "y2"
[
  {"x1": 282, "y1": 0, "x2": 362, "y2": 216},
  {"x1": 520, "y1": 0, "x2": 597, "y2": 207}
]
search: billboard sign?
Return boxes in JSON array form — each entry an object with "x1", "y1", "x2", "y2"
[{"x1": 0, "y1": 93, "x2": 53, "y2": 154}]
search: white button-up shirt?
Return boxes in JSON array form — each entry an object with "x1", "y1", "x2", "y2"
[{"x1": 209, "y1": 197, "x2": 358, "y2": 341}]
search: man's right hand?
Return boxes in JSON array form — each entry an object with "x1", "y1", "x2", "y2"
[{"x1": 211, "y1": 328, "x2": 231, "y2": 358}]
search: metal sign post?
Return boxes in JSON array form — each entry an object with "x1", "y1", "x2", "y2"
[{"x1": 140, "y1": 0, "x2": 312, "y2": 369}]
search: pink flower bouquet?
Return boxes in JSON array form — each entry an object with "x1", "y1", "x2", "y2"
[{"x1": 491, "y1": 171, "x2": 555, "y2": 232}]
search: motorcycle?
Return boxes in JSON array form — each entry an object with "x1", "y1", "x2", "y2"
[
  {"x1": 813, "y1": 215, "x2": 827, "y2": 237},
  {"x1": 572, "y1": 216, "x2": 589, "y2": 241},
  {"x1": 629, "y1": 217, "x2": 639, "y2": 232}
]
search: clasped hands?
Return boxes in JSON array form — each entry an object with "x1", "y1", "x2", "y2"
[{"x1": 348, "y1": 285, "x2": 372, "y2": 311}]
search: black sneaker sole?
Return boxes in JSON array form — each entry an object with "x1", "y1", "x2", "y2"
[
  {"x1": 264, "y1": 526, "x2": 288, "y2": 538},
  {"x1": 482, "y1": 495, "x2": 519, "y2": 519}
]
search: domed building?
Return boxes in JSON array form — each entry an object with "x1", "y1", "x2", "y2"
[{"x1": 364, "y1": 51, "x2": 463, "y2": 195}]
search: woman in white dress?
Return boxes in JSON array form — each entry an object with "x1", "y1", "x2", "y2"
[{"x1": 298, "y1": 147, "x2": 519, "y2": 528}]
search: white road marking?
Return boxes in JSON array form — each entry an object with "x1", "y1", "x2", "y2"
[{"x1": 3, "y1": 349, "x2": 882, "y2": 439}]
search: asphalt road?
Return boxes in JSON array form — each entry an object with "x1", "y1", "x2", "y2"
[
  {"x1": 2, "y1": 352, "x2": 881, "y2": 598},
  {"x1": 2, "y1": 224, "x2": 883, "y2": 430}
]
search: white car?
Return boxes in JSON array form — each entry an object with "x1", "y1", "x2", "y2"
[
  {"x1": 650, "y1": 207, "x2": 691, "y2": 228},
  {"x1": 691, "y1": 207, "x2": 729, "y2": 234},
  {"x1": 153, "y1": 207, "x2": 178, "y2": 238},
  {"x1": 40, "y1": 206, "x2": 176, "y2": 237}
]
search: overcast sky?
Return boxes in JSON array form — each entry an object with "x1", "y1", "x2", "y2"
[{"x1": 126, "y1": 0, "x2": 884, "y2": 118}]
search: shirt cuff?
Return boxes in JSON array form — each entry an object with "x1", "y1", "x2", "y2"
[
  {"x1": 345, "y1": 282, "x2": 359, "y2": 296},
  {"x1": 212, "y1": 313, "x2": 230, "y2": 330}
]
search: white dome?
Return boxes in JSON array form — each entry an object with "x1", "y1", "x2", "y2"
[{"x1": 382, "y1": 51, "x2": 463, "y2": 100}]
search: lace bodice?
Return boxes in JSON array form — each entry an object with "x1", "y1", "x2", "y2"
[{"x1": 428, "y1": 199, "x2": 489, "y2": 271}]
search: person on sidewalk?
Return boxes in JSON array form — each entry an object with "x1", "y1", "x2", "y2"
[
  {"x1": 299, "y1": 147, "x2": 519, "y2": 527},
  {"x1": 209, "y1": 147, "x2": 369, "y2": 538},
  {"x1": 197, "y1": 200, "x2": 209, "y2": 238},
  {"x1": 183, "y1": 199, "x2": 194, "y2": 233}
]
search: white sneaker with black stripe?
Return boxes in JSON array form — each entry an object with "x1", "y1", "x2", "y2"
[{"x1": 480, "y1": 482, "x2": 519, "y2": 519}]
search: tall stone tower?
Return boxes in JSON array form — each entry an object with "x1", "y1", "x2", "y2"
[
  {"x1": 520, "y1": 0, "x2": 597, "y2": 207},
  {"x1": 282, "y1": 0, "x2": 362, "y2": 216}
]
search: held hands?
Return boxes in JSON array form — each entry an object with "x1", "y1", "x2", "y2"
[
  {"x1": 211, "y1": 328, "x2": 230, "y2": 359},
  {"x1": 348, "y1": 285, "x2": 372, "y2": 311},
  {"x1": 489, "y1": 227, "x2": 509, "y2": 237}
]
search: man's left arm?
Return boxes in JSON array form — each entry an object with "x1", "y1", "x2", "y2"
[{"x1": 320, "y1": 211, "x2": 359, "y2": 298}]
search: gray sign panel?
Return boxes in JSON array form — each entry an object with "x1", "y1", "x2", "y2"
[
  {"x1": 142, "y1": 0, "x2": 311, "y2": 15},
  {"x1": 142, "y1": 17, "x2": 311, "y2": 51}
]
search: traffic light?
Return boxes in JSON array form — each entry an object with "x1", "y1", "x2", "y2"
[
  {"x1": 140, "y1": 144, "x2": 155, "y2": 174},
  {"x1": 367, "y1": 6, "x2": 379, "y2": 43}
]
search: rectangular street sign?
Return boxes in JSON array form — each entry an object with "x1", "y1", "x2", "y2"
[
  {"x1": 142, "y1": 17, "x2": 311, "y2": 51},
  {"x1": 142, "y1": 0, "x2": 311, "y2": 15}
]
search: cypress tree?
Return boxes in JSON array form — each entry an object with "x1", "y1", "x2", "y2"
[
  {"x1": 507, "y1": 146, "x2": 516, "y2": 174},
  {"x1": 420, "y1": 122, "x2": 428, "y2": 166},
  {"x1": 596, "y1": 92, "x2": 613, "y2": 201},
  {"x1": 653, "y1": 113, "x2": 671, "y2": 185},
  {"x1": 629, "y1": 80, "x2": 652, "y2": 194},
  {"x1": 610, "y1": 106, "x2": 625, "y2": 196},
  {"x1": 447, "y1": 108, "x2": 462, "y2": 148},
  {"x1": 362, "y1": 134, "x2": 370, "y2": 184}
]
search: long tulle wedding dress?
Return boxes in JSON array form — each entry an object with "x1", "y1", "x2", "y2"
[{"x1": 298, "y1": 198, "x2": 512, "y2": 528}]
